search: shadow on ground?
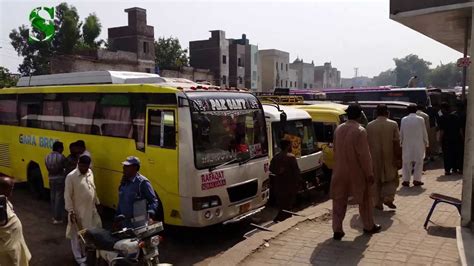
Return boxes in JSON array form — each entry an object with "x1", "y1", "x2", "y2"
[
  {"x1": 350, "y1": 209, "x2": 395, "y2": 233},
  {"x1": 425, "y1": 225, "x2": 457, "y2": 239},
  {"x1": 397, "y1": 186, "x2": 427, "y2": 197},
  {"x1": 310, "y1": 234, "x2": 372, "y2": 264},
  {"x1": 436, "y1": 174, "x2": 463, "y2": 182}
]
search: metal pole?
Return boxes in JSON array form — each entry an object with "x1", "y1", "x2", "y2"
[{"x1": 462, "y1": 17, "x2": 470, "y2": 101}]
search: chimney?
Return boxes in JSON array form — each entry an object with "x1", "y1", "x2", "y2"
[{"x1": 210, "y1": 30, "x2": 225, "y2": 40}]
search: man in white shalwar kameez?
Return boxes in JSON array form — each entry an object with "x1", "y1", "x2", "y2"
[
  {"x1": 65, "y1": 155, "x2": 102, "y2": 265},
  {"x1": 400, "y1": 105, "x2": 429, "y2": 187}
]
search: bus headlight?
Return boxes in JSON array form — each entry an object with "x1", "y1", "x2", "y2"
[{"x1": 192, "y1": 196, "x2": 222, "y2": 211}]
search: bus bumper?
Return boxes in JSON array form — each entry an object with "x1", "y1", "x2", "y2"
[{"x1": 222, "y1": 206, "x2": 265, "y2": 225}]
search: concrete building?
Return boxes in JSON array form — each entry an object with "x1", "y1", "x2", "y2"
[
  {"x1": 389, "y1": 0, "x2": 474, "y2": 261},
  {"x1": 341, "y1": 76, "x2": 373, "y2": 88},
  {"x1": 189, "y1": 30, "x2": 229, "y2": 86},
  {"x1": 288, "y1": 68, "x2": 298, "y2": 88},
  {"x1": 247, "y1": 44, "x2": 259, "y2": 91},
  {"x1": 108, "y1": 7, "x2": 155, "y2": 73},
  {"x1": 160, "y1": 66, "x2": 214, "y2": 84},
  {"x1": 314, "y1": 62, "x2": 341, "y2": 88},
  {"x1": 290, "y1": 58, "x2": 315, "y2": 89},
  {"x1": 51, "y1": 7, "x2": 155, "y2": 74},
  {"x1": 258, "y1": 49, "x2": 290, "y2": 93}
]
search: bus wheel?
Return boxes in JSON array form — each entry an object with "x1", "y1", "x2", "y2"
[{"x1": 27, "y1": 163, "x2": 46, "y2": 200}]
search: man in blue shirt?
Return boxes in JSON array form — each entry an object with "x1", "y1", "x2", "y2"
[{"x1": 116, "y1": 156, "x2": 159, "y2": 227}]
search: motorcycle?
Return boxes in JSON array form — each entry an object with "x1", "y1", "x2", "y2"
[{"x1": 79, "y1": 217, "x2": 164, "y2": 266}]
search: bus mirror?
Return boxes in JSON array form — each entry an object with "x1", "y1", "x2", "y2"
[
  {"x1": 280, "y1": 111, "x2": 287, "y2": 125},
  {"x1": 0, "y1": 195, "x2": 7, "y2": 226}
]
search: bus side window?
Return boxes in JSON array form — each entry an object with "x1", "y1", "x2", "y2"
[{"x1": 148, "y1": 110, "x2": 162, "y2": 147}]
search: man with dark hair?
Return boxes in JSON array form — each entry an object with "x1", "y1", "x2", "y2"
[
  {"x1": 438, "y1": 102, "x2": 464, "y2": 175},
  {"x1": 45, "y1": 141, "x2": 66, "y2": 224},
  {"x1": 331, "y1": 104, "x2": 380, "y2": 240},
  {"x1": 65, "y1": 142, "x2": 80, "y2": 176},
  {"x1": 116, "y1": 156, "x2": 160, "y2": 227},
  {"x1": 269, "y1": 139, "x2": 301, "y2": 222},
  {"x1": 400, "y1": 104, "x2": 429, "y2": 186},
  {"x1": 367, "y1": 104, "x2": 401, "y2": 210},
  {"x1": 0, "y1": 176, "x2": 31, "y2": 266},
  {"x1": 76, "y1": 140, "x2": 92, "y2": 167},
  {"x1": 65, "y1": 155, "x2": 101, "y2": 266}
]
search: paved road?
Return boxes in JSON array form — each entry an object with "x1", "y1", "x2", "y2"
[{"x1": 10, "y1": 183, "x2": 328, "y2": 265}]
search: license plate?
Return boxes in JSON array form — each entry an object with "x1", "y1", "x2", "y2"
[{"x1": 239, "y1": 202, "x2": 251, "y2": 214}]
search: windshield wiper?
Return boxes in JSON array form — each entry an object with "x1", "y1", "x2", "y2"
[
  {"x1": 239, "y1": 154, "x2": 258, "y2": 166},
  {"x1": 208, "y1": 157, "x2": 240, "y2": 172}
]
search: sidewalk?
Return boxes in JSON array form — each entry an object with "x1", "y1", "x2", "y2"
[{"x1": 214, "y1": 163, "x2": 462, "y2": 265}]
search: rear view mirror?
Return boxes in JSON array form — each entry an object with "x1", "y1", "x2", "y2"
[{"x1": 0, "y1": 195, "x2": 8, "y2": 226}]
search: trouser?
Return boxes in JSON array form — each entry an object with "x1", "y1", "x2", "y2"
[
  {"x1": 428, "y1": 127, "x2": 439, "y2": 156},
  {"x1": 442, "y1": 141, "x2": 462, "y2": 173},
  {"x1": 332, "y1": 188, "x2": 374, "y2": 233},
  {"x1": 402, "y1": 160, "x2": 423, "y2": 182},
  {"x1": 49, "y1": 178, "x2": 65, "y2": 221},
  {"x1": 70, "y1": 231, "x2": 87, "y2": 265},
  {"x1": 374, "y1": 176, "x2": 399, "y2": 206}
]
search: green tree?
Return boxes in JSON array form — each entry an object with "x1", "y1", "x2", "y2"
[
  {"x1": 154, "y1": 37, "x2": 189, "y2": 70},
  {"x1": 428, "y1": 62, "x2": 462, "y2": 88},
  {"x1": 373, "y1": 69, "x2": 396, "y2": 86},
  {"x1": 0, "y1": 67, "x2": 19, "y2": 88},
  {"x1": 82, "y1": 13, "x2": 102, "y2": 48},
  {"x1": 53, "y1": 3, "x2": 82, "y2": 54},
  {"x1": 394, "y1": 54, "x2": 431, "y2": 87}
]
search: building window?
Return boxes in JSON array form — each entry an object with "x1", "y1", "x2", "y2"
[
  {"x1": 222, "y1": 75, "x2": 227, "y2": 85},
  {"x1": 276, "y1": 62, "x2": 278, "y2": 70},
  {"x1": 239, "y1": 77, "x2": 243, "y2": 84},
  {"x1": 304, "y1": 83, "x2": 307, "y2": 89},
  {"x1": 223, "y1": 55, "x2": 227, "y2": 64},
  {"x1": 281, "y1": 63, "x2": 283, "y2": 70},
  {"x1": 254, "y1": 53, "x2": 258, "y2": 63},
  {"x1": 145, "y1": 68, "x2": 151, "y2": 73},
  {"x1": 238, "y1": 58, "x2": 242, "y2": 67},
  {"x1": 310, "y1": 84, "x2": 313, "y2": 88},
  {"x1": 280, "y1": 80, "x2": 283, "y2": 87},
  {"x1": 252, "y1": 71, "x2": 257, "y2": 81},
  {"x1": 286, "y1": 64, "x2": 288, "y2": 71},
  {"x1": 285, "y1": 80, "x2": 288, "y2": 87},
  {"x1": 295, "y1": 82, "x2": 297, "y2": 88},
  {"x1": 143, "y1": 42, "x2": 149, "y2": 54},
  {"x1": 290, "y1": 81, "x2": 292, "y2": 87}
]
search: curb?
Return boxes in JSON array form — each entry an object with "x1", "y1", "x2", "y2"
[{"x1": 207, "y1": 200, "x2": 333, "y2": 266}]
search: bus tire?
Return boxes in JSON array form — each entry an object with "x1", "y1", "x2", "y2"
[{"x1": 27, "y1": 163, "x2": 46, "y2": 200}]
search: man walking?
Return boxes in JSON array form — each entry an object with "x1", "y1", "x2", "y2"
[
  {"x1": 0, "y1": 176, "x2": 31, "y2": 266},
  {"x1": 116, "y1": 156, "x2": 160, "y2": 228},
  {"x1": 65, "y1": 156, "x2": 101, "y2": 266},
  {"x1": 331, "y1": 104, "x2": 380, "y2": 240},
  {"x1": 438, "y1": 102, "x2": 464, "y2": 175},
  {"x1": 367, "y1": 104, "x2": 401, "y2": 210},
  {"x1": 269, "y1": 139, "x2": 301, "y2": 222},
  {"x1": 400, "y1": 104, "x2": 429, "y2": 186},
  {"x1": 45, "y1": 141, "x2": 66, "y2": 224}
]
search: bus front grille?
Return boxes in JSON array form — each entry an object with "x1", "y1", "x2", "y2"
[
  {"x1": 227, "y1": 180, "x2": 258, "y2": 203},
  {"x1": 0, "y1": 143, "x2": 11, "y2": 168}
]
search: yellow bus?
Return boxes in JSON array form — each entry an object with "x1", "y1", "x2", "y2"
[{"x1": 0, "y1": 71, "x2": 270, "y2": 227}]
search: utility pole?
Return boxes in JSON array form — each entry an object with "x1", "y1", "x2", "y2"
[{"x1": 354, "y1": 67, "x2": 359, "y2": 78}]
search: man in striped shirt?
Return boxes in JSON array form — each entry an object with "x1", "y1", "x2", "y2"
[{"x1": 45, "y1": 141, "x2": 67, "y2": 224}]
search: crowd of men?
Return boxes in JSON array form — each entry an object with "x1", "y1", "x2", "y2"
[
  {"x1": 270, "y1": 101, "x2": 466, "y2": 240},
  {"x1": 0, "y1": 140, "x2": 159, "y2": 266}
]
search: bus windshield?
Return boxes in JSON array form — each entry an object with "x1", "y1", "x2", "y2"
[
  {"x1": 271, "y1": 119, "x2": 317, "y2": 157},
  {"x1": 190, "y1": 95, "x2": 268, "y2": 169}
]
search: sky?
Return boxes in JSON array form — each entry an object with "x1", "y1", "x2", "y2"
[{"x1": 0, "y1": 0, "x2": 463, "y2": 78}]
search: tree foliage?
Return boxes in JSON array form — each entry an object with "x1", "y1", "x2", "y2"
[
  {"x1": 0, "y1": 67, "x2": 19, "y2": 88},
  {"x1": 427, "y1": 63, "x2": 462, "y2": 88},
  {"x1": 9, "y1": 2, "x2": 102, "y2": 75},
  {"x1": 154, "y1": 37, "x2": 189, "y2": 71},
  {"x1": 82, "y1": 13, "x2": 102, "y2": 48},
  {"x1": 394, "y1": 54, "x2": 431, "y2": 87},
  {"x1": 373, "y1": 69, "x2": 396, "y2": 86}
]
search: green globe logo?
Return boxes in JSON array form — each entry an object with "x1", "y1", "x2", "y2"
[{"x1": 28, "y1": 7, "x2": 55, "y2": 43}]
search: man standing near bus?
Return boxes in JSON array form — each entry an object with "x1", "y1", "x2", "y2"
[
  {"x1": 400, "y1": 105, "x2": 429, "y2": 186},
  {"x1": 331, "y1": 104, "x2": 380, "y2": 240},
  {"x1": 65, "y1": 155, "x2": 102, "y2": 266},
  {"x1": 45, "y1": 141, "x2": 66, "y2": 224},
  {"x1": 0, "y1": 176, "x2": 31, "y2": 266},
  {"x1": 76, "y1": 140, "x2": 92, "y2": 167},
  {"x1": 116, "y1": 156, "x2": 159, "y2": 227},
  {"x1": 269, "y1": 140, "x2": 301, "y2": 222},
  {"x1": 367, "y1": 104, "x2": 401, "y2": 210}
]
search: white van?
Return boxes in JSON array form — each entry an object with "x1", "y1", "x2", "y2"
[{"x1": 263, "y1": 104, "x2": 324, "y2": 192}]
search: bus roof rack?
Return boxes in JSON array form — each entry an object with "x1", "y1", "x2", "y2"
[{"x1": 16, "y1": 71, "x2": 164, "y2": 87}]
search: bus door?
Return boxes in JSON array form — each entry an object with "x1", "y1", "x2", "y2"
[{"x1": 145, "y1": 106, "x2": 179, "y2": 223}]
